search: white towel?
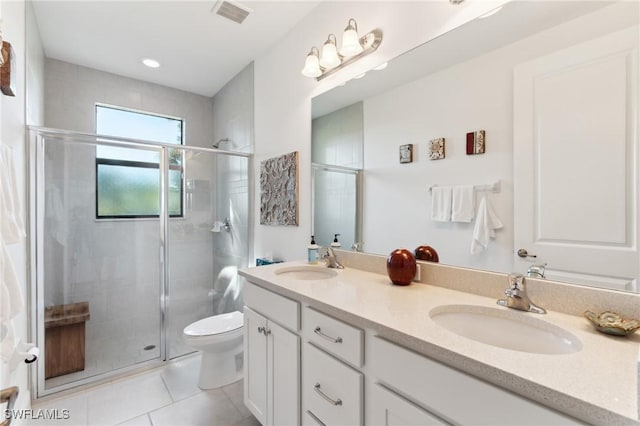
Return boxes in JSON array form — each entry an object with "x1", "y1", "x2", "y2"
[
  {"x1": 451, "y1": 185, "x2": 475, "y2": 222},
  {"x1": 0, "y1": 144, "x2": 26, "y2": 244},
  {"x1": 470, "y1": 195, "x2": 503, "y2": 254},
  {"x1": 430, "y1": 186, "x2": 452, "y2": 222},
  {"x1": 0, "y1": 240, "x2": 23, "y2": 321}
]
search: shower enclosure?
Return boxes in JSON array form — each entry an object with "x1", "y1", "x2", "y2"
[{"x1": 29, "y1": 127, "x2": 251, "y2": 396}]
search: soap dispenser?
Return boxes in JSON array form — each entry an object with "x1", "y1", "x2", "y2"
[
  {"x1": 308, "y1": 236, "x2": 319, "y2": 264},
  {"x1": 331, "y1": 234, "x2": 341, "y2": 248}
]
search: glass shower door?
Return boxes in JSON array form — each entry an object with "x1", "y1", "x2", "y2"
[
  {"x1": 312, "y1": 164, "x2": 361, "y2": 249},
  {"x1": 38, "y1": 136, "x2": 164, "y2": 392},
  {"x1": 167, "y1": 149, "x2": 250, "y2": 359}
]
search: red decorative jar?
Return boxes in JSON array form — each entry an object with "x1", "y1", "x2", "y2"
[
  {"x1": 414, "y1": 245, "x2": 439, "y2": 263},
  {"x1": 386, "y1": 249, "x2": 417, "y2": 286}
]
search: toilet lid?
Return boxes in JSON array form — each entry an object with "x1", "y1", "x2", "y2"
[{"x1": 184, "y1": 311, "x2": 244, "y2": 336}]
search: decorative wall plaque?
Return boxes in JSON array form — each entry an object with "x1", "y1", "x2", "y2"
[
  {"x1": 399, "y1": 144, "x2": 413, "y2": 164},
  {"x1": 466, "y1": 130, "x2": 485, "y2": 155},
  {"x1": 260, "y1": 151, "x2": 299, "y2": 226},
  {"x1": 429, "y1": 138, "x2": 445, "y2": 160},
  {"x1": 1, "y1": 41, "x2": 16, "y2": 96}
]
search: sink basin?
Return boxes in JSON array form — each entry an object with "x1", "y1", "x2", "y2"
[
  {"x1": 274, "y1": 266, "x2": 338, "y2": 280},
  {"x1": 430, "y1": 305, "x2": 582, "y2": 355}
]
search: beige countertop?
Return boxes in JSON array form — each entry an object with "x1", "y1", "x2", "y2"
[{"x1": 239, "y1": 260, "x2": 640, "y2": 425}]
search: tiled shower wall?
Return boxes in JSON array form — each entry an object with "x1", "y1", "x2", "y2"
[{"x1": 41, "y1": 59, "x2": 253, "y2": 383}]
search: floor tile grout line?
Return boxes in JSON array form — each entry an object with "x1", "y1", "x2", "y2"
[
  {"x1": 218, "y1": 386, "x2": 246, "y2": 421},
  {"x1": 158, "y1": 374, "x2": 176, "y2": 404}
]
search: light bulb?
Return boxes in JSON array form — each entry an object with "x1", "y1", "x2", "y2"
[
  {"x1": 319, "y1": 34, "x2": 341, "y2": 70},
  {"x1": 301, "y1": 48, "x2": 322, "y2": 78},
  {"x1": 339, "y1": 19, "x2": 363, "y2": 58}
]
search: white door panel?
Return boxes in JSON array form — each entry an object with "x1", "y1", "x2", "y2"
[{"x1": 514, "y1": 26, "x2": 639, "y2": 291}]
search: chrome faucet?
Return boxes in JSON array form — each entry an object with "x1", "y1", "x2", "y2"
[
  {"x1": 497, "y1": 273, "x2": 546, "y2": 314},
  {"x1": 319, "y1": 247, "x2": 344, "y2": 269}
]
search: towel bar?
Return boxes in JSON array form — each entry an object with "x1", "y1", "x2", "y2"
[{"x1": 428, "y1": 180, "x2": 500, "y2": 194}]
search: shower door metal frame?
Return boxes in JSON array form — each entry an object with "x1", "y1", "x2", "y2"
[{"x1": 28, "y1": 126, "x2": 253, "y2": 398}]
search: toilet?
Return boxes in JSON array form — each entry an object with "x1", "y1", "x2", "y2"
[{"x1": 183, "y1": 311, "x2": 244, "y2": 389}]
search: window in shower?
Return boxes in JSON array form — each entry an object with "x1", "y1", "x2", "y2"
[{"x1": 95, "y1": 104, "x2": 184, "y2": 218}]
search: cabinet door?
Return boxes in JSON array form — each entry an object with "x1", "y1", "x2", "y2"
[
  {"x1": 372, "y1": 384, "x2": 448, "y2": 426},
  {"x1": 268, "y1": 320, "x2": 300, "y2": 426},
  {"x1": 244, "y1": 307, "x2": 268, "y2": 425}
]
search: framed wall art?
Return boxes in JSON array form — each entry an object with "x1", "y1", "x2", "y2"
[
  {"x1": 399, "y1": 144, "x2": 413, "y2": 164},
  {"x1": 260, "y1": 151, "x2": 299, "y2": 226}
]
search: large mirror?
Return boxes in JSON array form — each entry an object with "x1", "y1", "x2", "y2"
[{"x1": 312, "y1": 1, "x2": 639, "y2": 293}]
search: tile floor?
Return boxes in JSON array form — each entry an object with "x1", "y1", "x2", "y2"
[{"x1": 29, "y1": 354, "x2": 260, "y2": 426}]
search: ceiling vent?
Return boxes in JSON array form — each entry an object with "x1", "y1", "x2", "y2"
[{"x1": 212, "y1": 1, "x2": 252, "y2": 24}]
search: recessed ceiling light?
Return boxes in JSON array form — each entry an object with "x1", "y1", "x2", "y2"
[
  {"x1": 142, "y1": 58, "x2": 160, "y2": 68},
  {"x1": 353, "y1": 73, "x2": 367, "y2": 80}
]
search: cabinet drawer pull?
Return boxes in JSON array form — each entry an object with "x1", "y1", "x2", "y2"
[
  {"x1": 314, "y1": 383, "x2": 342, "y2": 406},
  {"x1": 314, "y1": 327, "x2": 343, "y2": 343}
]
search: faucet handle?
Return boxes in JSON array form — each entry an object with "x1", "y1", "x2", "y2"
[{"x1": 507, "y1": 273, "x2": 524, "y2": 288}]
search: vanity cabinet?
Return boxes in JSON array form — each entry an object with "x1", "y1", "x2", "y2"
[
  {"x1": 303, "y1": 343, "x2": 363, "y2": 425},
  {"x1": 241, "y1": 274, "x2": 587, "y2": 425},
  {"x1": 370, "y1": 336, "x2": 582, "y2": 425},
  {"x1": 371, "y1": 384, "x2": 447, "y2": 426},
  {"x1": 244, "y1": 283, "x2": 300, "y2": 426},
  {"x1": 302, "y1": 306, "x2": 364, "y2": 425}
]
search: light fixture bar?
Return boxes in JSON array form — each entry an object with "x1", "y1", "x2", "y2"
[{"x1": 315, "y1": 28, "x2": 383, "y2": 81}]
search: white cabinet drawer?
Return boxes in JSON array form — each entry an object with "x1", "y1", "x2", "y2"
[
  {"x1": 244, "y1": 281, "x2": 300, "y2": 331},
  {"x1": 371, "y1": 336, "x2": 581, "y2": 425},
  {"x1": 303, "y1": 307, "x2": 363, "y2": 367},
  {"x1": 303, "y1": 343, "x2": 363, "y2": 426},
  {"x1": 372, "y1": 384, "x2": 447, "y2": 426},
  {"x1": 303, "y1": 410, "x2": 326, "y2": 426}
]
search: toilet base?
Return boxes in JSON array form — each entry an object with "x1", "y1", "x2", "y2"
[{"x1": 198, "y1": 347, "x2": 244, "y2": 390}]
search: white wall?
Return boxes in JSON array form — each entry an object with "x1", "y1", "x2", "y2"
[
  {"x1": 1, "y1": 0, "x2": 32, "y2": 414},
  {"x1": 363, "y1": 49, "x2": 513, "y2": 271},
  {"x1": 44, "y1": 59, "x2": 214, "y2": 148},
  {"x1": 212, "y1": 62, "x2": 254, "y2": 153},
  {"x1": 25, "y1": 0, "x2": 44, "y2": 126},
  {"x1": 252, "y1": 0, "x2": 507, "y2": 262}
]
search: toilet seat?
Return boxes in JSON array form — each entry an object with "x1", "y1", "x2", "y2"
[{"x1": 184, "y1": 311, "x2": 244, "y2": 337}]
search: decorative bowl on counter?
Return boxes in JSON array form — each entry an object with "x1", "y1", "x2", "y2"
[
  {"x1": 414, "y1": 245, "x2": 439, "y2": 262},
  {"x1": 583, "y1": 311, "x2": 640, "y2": 337},
  {"x1": 386, "y1": 249, "x2": 417, "y2": 286}
]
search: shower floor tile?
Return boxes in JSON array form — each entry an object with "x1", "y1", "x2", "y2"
[{"x1": 30, "y1": 354, "x2": 257, "y2": 426}]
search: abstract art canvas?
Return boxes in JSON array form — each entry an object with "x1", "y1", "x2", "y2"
[{"x1": 260, "y1": 151, "x2": 299, "y2": 226}]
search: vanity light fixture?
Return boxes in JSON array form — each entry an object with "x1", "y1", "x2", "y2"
[{"x1": 301, "y1": 18, "x2": 382, "y2": 81}]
